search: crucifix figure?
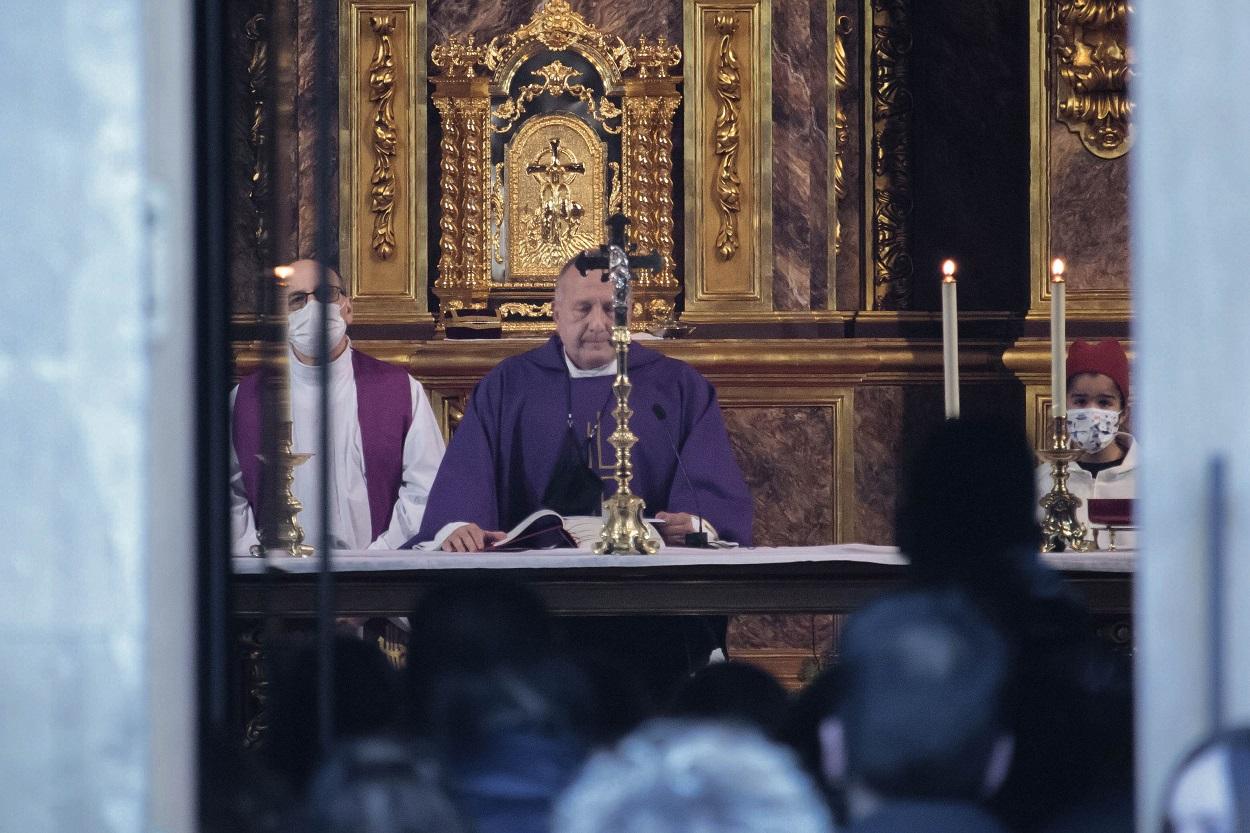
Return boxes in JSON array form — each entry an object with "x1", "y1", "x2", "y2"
[
  {"x1": 575, "y1": 214, "x2": 664, "y2": 554},
  {"x1": 527, "y1": 138, "x2": 586, "y2": 246}
]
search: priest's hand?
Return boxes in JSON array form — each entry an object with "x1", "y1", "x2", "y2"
[
  {"x1": 655, "y1": 511, "x2": 698, "y2": 545},
  {"x1": 441, "y1": 523, "x2": 507, "y2": 552}
]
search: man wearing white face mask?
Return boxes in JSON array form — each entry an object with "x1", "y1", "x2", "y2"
[
  {"x1": 1035, "y1": 339, "x2": 1137, "y2": 548},
  {"x1": 229, "y1": 259, "x2": 445, "y2": 552}
]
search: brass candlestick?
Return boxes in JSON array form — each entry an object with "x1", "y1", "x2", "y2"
[
  {"x1": 251, "y1": 266, "x2": 314, "y2": 557},
  {"x1": 593, "y1": 242, "x2": 659, "y2": 555},
  {"x1": 1038, "y1": 415, "x2": 1092, "y2": 553}
]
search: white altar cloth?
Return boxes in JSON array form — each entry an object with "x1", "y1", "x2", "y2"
[{"x1": 231, "y1": 544, "x2": 1133, "y2": 575}]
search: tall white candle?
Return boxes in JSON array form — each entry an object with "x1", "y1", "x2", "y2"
[
  {"x1": 941, "y1": 259, "x2": 960, "y2": 419},
  {"x1": 1050, "y1": 258, "x2": 1067, "y2": 419}
]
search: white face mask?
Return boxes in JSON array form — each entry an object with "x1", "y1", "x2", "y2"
[
  {"x1": 1066, "y1": 407, "x2": 1120, "y2": 454},
  {"x1": 287, "y1": 299, "x2": 347, "y2": 358}
]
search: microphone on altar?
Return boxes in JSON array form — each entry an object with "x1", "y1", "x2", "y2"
[{"x1": 652, "y1": 404, "x2": 711, "y2": 548}]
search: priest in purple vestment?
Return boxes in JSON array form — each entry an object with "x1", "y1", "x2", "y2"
[
  {"x1": 230, "y1": 260, "x2": 445, "y2": 552},
  {"x1": 415, "y1": 256, "x2": 753, "y2": 553}
]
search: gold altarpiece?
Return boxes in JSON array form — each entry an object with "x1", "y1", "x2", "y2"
[{"x1": 427, "y1": 0, "x2": 683, "y2": 329}]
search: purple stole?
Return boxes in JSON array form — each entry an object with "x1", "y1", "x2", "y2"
[{"x1": 233, "y1": 349, "x2": 413, "y2": 541}]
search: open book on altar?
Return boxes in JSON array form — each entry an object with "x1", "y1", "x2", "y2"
[{"x1": 406, "y1": 510, "x2": 667, "y2": 551}]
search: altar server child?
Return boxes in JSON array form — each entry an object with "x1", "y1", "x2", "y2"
[{"x1": 1035, "y1": 339, "x2": 1137, "y2": 546}]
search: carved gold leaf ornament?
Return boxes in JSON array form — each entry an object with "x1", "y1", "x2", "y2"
[
  {"x1": 831, "y1": 14, "x2": 852, "y2": 259},
  {"x1": 497, "y1": 302, "x2": 554, "y2": 318},
  {"x1": 244, "y1": 12, "x2": 268, "y2": 257},
  {"x1": 481, "y1": 0, "x2": 635, "y2": 78},
  {"x1": 1053, "y1": 0, "x2": 1133, "y2": 158},
  {"x1": 490, "y1": 161, "x2": 505, "y2": 265},
  {"x1": 431, "y1": 33, "x2": 487, "y2": 78},
  {"x1": 634, "y1": 35, "x2": 683, "y2": 79},
  {"x1": 367, "y1": 15, "x2": 399, "y2": 260},
  {"x1": 712, "y1": 13, "x2": 742, "y2": 262},
  {"x1": 608, "y1": 161, "x2": 623, "y2": 214},
  {"x1": 871, "y1": 0, "x2": 914, "y2": 310},
  {"x1": 491, "y1": 61, "x2": 623, "y2": 135}
]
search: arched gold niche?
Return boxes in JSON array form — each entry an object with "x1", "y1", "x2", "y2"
[{"x1": 430, "y1": 0, "x2": 681, "y2": 329}]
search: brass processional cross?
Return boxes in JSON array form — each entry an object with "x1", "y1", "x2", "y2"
[{"x1": 576, "y1": 213, "x2": 663, "y2": 554}]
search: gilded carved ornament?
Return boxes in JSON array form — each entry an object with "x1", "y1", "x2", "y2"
[
  {"x1": 244, "y1": 12, "x2": 269, "y2": 258},
  {"x1": 482, "y1": 0, "x2": 635, "y2": 81},
  {"x1": 632, "y1": 36, "x2": 682, "y2": 79},
  {"x1": 712, "y1": 13, "x2": 742, "y2": 262},
  {"x1": 497, "y1": 302, "x2": 554, "y2": 319},
  {"x1": 831, "y1": 14, "x2": 851, "y2": 259},
  {"x1": 431, "y1": 0, "x2": 681, "y2": 322},
  {"x1": 870, "y1": 0, "x2": 914, "y2": 310},
  {"x1": 430, "y1": 34, "x2": 487, "y2": 79},
  {"x1": 1053, "y1": 0, "x2": 1133, "y2": 158},
  {"x1": 492, "y1": 61, "x2": 623, "y2": 134},
  {"x1": 367, "y1": 15, "x2": 399, "y2": 260}
]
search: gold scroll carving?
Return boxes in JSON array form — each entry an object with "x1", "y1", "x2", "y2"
[
  {"x1": 1053, "y1": 0, "x2": 1133, "y2": 159},
  {"x1": 682, "y1": 0, "x2": 773, "y2": 322},
  {"x1": 244, "y1": 12, "x2": 268, "y2": 261},
  {"x1": 712, "y1": 14, "x2": 742, "y2": 262},
  {"x1": 338, "y1": 0, "x2": 428, "y2": 322},
  {"x1": 869, "y1": 0, "x2": 913, "y2": 311},
  {"x1": 430, "y1": 0, "x2": 682, "y2": 328},
  {"x1": 830, "y1": 13, "x2": 852, "y2": 261},
  {"x1": 491, "y1": 60, "x2": 623, "y2": 135},
  {"x1": 368, "y1": 15, "x2": 398, "y2": 260}
]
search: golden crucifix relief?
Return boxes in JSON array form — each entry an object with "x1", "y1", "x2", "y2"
[
  {"x1": 526, "y1": 138, "x2": 586, "y2": 251},
  {"x1": 506, "y1": 114, "x2": 605, "y2": 279}
]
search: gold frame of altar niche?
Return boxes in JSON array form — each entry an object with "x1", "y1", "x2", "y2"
[
  {"x1": 338, "y1": 0, "x2": 430, "y2": 324},
  {"x1": 429, "y1": 0, "x2": 683, "y2": 331}
]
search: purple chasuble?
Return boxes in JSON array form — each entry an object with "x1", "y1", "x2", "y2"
[
  {"x1": 233, "y1": 349, "x2": 412, "y2": 540},
  {"x1": 417, "y1": 335, "x2": 753, "y2": 545}
]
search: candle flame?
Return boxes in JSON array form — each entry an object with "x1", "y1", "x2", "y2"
[
  {"x1": 941, "y1": 259, "x2": 957, "y2": 283},
  {"x1": 273, "y1": 265, "x2": 295, "y2": 283},
  {"x1": 1050, "y1": 258, "x2": 1066, "y2": 281}
]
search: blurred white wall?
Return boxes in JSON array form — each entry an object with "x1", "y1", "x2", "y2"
[
  {"x1": 0, "y1": 0, "x2": 196, "y2": 830},
  {"x1": 1134, "y1": 1, "x2": 1250, "y2": 828}
]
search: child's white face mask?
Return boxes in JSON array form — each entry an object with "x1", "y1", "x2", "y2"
[{"x1": 1067, "y1": 408, "x2": 1120, "y2": 454}]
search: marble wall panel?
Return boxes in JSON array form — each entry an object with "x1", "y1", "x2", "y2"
[
  {"x1": 721, "y1": 405, "x2": 837, "y2": 656},
  {"x1": 721, "y1": 406, "x2": 835, "y2": 547},
  {"x1": 729, "y1": 612, "x2": 837, "y2": 653},
  {"x1": 854, "y1": 381, "x2": 1024, "y2": 545},
  {"x1": 772, "y1": 0, "x2": 829, "y2": 311},
  {"x1": 1048, "y1": 123, "x2": 1131, "y2": 294},
  {"x1": 428, "y1": 0, "x2": 681, "y2": 51}
]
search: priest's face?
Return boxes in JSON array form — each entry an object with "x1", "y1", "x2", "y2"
[
  {"x1": 286, "y1": 259, "x2": 353, "y2": 326},
  {"x1": 554, "y1": 267, "x2": 616, "y2": 369}
]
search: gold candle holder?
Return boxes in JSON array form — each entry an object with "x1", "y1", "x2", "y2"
[
  {"x1": 251, "y1": 265, "x2": 314, "y2": 557},
  {"x1": 594, "y1": 245, "x2": 660, "y2": 555},
  {"x1": 1038, "y1": 415, "x2": 1092, "y2": 553}
]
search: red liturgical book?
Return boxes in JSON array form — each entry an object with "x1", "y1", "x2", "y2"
[{"x1": 1087, "y1": 498, "x2": 1134, "y2": 527}]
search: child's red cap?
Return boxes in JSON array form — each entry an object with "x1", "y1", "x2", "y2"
[{"x1": 1067, "y1": 339, "x2": 1129, "y2": 403}]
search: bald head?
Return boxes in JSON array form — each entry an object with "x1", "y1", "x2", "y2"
[
  {"x1": 552, "y1": 253, "x2": 615, "y2": 370},
  {"x1": 286, "y1": 259, "x2": 343, "y2": 295}
]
